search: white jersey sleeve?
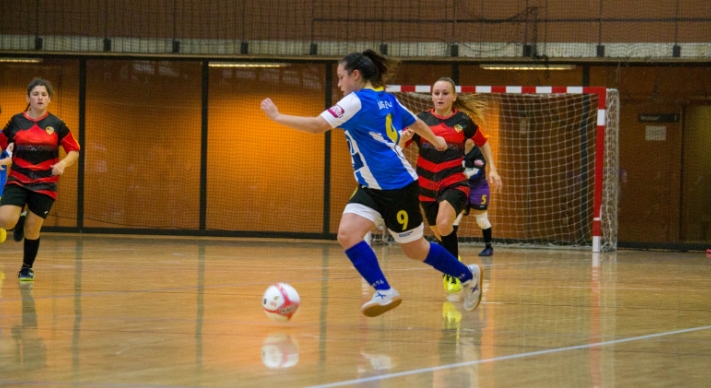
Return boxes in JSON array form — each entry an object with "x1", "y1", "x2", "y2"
[{"x1": 319, "y1": 93, "x2": 361, "y2": 128}]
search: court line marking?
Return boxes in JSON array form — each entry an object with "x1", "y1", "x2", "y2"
[{"x1": 307, "y1": 325, "x2": 711, "y2": 388}]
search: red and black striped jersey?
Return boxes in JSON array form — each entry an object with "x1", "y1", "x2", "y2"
[
  {"x1": 1, "y1": 111, "x2": 81, "y2": 199},
  {"x1": 409, "y1": 109, "x2": 488, "y2": 202}
]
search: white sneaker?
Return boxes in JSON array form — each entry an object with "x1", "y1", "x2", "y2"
[
  {"x1": 462, "y1": 264, "x2": 483, "y2": 311},
  {"x1": 361, "y1": 288, "x2": 402, "y2": 317}
]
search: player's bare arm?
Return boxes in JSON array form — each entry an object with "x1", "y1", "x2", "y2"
[
  {"x1": 409, "y1": 117, "x2": 447, "y2": 151},
  {"x1": 479, "y1": 142, "x2": 502, "y2": 191},
  {"x1": 260, "y1": 98, "x2": 331, "y2": 134},
  {"x1": 51, "y1": 150, "x2": 79, "y2": 176}
]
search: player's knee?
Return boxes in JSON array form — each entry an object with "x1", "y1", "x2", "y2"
[
  {"x1": 0, "y1": 215, "x2": 16, "y2": 230},
  {"x1": 337, "y1": 227, "x2": 365, "y2": 249},
  {"x1": 336, "y1": 230, "x2": 352, "y2": 248},
  {"x1": 23, "y1": 217, "x2": 44, "y2": 239},
  {"x1": 437, "y1": 221, "x2": 453, "y2": 236},
  {"x1": 475, "y1": 212, "x2": 491, "y2": 229}
]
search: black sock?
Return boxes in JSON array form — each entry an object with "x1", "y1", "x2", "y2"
[
  {"x1": 452, "y1": 224, "x2": 459, "y2": 234},
  {"x1": 440, "y1": 231, "x2": 459, "y2": 258},
  {"x1": 482, "y1": 227, "x2": 492, "y2": 248},
  {"x1": 23, "y1": 238, "x2": 40, "y2": 268}
]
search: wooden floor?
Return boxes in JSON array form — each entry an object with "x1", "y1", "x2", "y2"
[{"x1": 1, "y1": 234, "x2": 710, "y2": 387}]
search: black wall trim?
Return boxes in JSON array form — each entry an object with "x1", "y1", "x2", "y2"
[
  {"x1": 199, "y1": 61, "x2": 209, "y2": 231},
  {"x1": 76, "y1": 58, "x2": 86, "y2": 228}
]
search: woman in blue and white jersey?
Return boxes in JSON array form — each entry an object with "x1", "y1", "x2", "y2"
[{"x1": 261, "y1": 50, "x2": 483, "y2": 317}]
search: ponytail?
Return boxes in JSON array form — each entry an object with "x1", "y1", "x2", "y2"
[
  {"x1": 340, "y1": 49, "x2": 401, "y2": 88},
  {"x1": 454, "y1": 95, "x2": 487, "y2": 128}
]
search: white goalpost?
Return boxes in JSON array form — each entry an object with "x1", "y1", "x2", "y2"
[{"x1": 387, "y1": 85, "x2": 620, "y2": 252}]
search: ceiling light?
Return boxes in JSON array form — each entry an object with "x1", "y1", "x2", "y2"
[
  {"x1": 209, "y1": 62, "x2": 289, "y2": 68},
  {"x1": 480, "y1": 64, "x2": 575, "y2": 71},
  {"x1": 0, "y1": 58, "x2": 43, "y2": 63}
]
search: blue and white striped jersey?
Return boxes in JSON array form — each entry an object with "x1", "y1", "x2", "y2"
[{"x1": 320, "y1": 87, "x2": 417, "y2": 190}]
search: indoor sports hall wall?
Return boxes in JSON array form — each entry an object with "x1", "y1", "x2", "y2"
[
  {"x1": 82, "y1": 61, "x2": 330, "y2": 234},
  {"x1": 1, "y1": 59, "x2": 710, "y2": 250},
  {"x1": 83, "y1": 60, "x2": 202, "y2": 229},
  {"x1": 205, "y1": 63, "x2": 328, "y2": 234}
]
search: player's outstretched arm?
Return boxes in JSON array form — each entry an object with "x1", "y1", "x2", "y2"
[
  {"x1": 409, "y1": 117, "x2": 447, "y2": 150},
  {"x1": 261, "y1": 98, "x2": 331, "y2": 134}
]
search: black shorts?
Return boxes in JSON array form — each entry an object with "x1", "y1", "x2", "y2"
[
  {"x1": 0, "y1": 184, "x2": 55, "y2": 219},
  {"x1": 348, "y1": 180, "x2": 423, "y2": 234},
  {"x1": 421, "y1": 188, "x2": 468, "y2": 226}
]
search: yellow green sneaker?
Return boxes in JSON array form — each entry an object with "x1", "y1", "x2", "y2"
[
  {"x1": 443, "y1": 256, "x2": 463, "y2": 302},
  {"x1": 0, "y1": 228, "x2": 6, "y2": 243}
]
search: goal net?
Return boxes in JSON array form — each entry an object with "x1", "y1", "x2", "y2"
[{"x1": 387, "y1": 86, "x2": 619, "y2": 252}]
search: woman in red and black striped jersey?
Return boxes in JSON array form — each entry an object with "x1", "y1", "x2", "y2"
[
  {"x1": 400, "y1": 77, "x2": 501, "y2": 300},
  {"x1": 0, "y1": 78, "x2": 81, "y2": 282}
]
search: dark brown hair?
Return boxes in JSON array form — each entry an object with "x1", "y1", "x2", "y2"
[
  {"x1": 25, "y1": 77, "x2": 55, "y2": 111},
  {"x1": 339, "y1": 49, "x2": 401, "y2": 88},
  {"x1": 27, "y1": 77, "x2": 55, "y2": 97}
]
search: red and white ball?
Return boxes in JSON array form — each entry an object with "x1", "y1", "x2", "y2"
[{"x1": 262, "y1": 283, "x2": 300, "y2": 322}]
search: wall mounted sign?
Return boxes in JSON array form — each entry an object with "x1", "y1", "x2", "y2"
[{"x1": 638, "y1": 113, "x2": 680, "y2": 123}]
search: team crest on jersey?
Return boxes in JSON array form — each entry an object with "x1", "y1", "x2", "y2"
[
  {"x1": 45, "y1": 126, "x2": 55, "y2": 135},
  {"x1": 474, "y1": 160, "x2": 484, "y2": 167},
  {"x1": 328, "y1": 105, "x2": 345, "y2": 118},
  {"x1": 454, "y1": 124, "x2": 464, "y2": 133}
]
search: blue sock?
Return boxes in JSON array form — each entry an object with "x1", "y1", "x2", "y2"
[
  {"x1": 344, "y1": 241, "x2": 391, "y2": 291},
  {"x1": 423, "y1": 242, "x2": 473, "y2": 283}
]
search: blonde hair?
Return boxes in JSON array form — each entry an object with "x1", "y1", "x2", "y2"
[{"x1": 434, "y1": 77, "x2": 487, "y2": 127}]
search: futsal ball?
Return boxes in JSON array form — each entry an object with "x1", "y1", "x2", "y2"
[{"x1": 262, "y1": 283, "x2": 300, "y2": 322}]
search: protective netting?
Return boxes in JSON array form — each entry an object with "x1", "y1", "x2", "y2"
[
  {"x1": 0, "y1": 1, "x2": 709, "y2": 59},
  {"x1": 602, "y1": 90, "x2": 620, "y2": 252},
  {"x1": 389, "y1": 86, "x2": 619, "y2": 251}
]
